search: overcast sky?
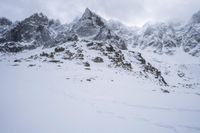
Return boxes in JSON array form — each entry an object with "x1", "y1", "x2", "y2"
[{"x1": 0, "y1": 0, "x2": 200, "y2": 26}]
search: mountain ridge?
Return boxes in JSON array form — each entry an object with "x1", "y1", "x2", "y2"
[
  {"x1": 0, "y1": 8, "x2": 200, "y2": 56},
  {"x1": 0, "y1": 8, "x2": 200, "y2": 86}
]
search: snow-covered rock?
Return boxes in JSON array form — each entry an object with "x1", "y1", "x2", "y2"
[{"x1": 181, "y1": 10, "x2": 200, "y2": 56}]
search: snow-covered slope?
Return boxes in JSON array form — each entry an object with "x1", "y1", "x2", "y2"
[{"x1": 1, "y1": 44, "x2": 200, "y2": 133}]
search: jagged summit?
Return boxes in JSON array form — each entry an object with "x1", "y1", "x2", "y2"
[
  {"x1": 1, "y1": 12, "x2": 52, "y2": 47},
  {"x1": 0, "y1": 17, "x2": 12, "y2": 26},
  {"x1": 1, "y1": 8, "x2": 200, "y2": 56},
  {"x1": 23, "y1": 12, "x2": 49, "y2": 26},
  {"x1": 81, "y1": 8, "x2": 93, "y2": 19},
  {"x1": 79, "y1": 8, "x2": 104, "y2": 26},
  {"x1": 29, "y1": 12, "x2": 46, "y2": 18},
  {"x1": 71, "y1": 8, "x2": 105, "y2": 37}
]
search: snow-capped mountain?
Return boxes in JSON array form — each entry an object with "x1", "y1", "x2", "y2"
[
  {"x1": 0, "y1": 8, "x2": 171, "y2": 85},
  {"x1": 1, "y1": 8, "x2": 200, "y2": 56},
  {"x1": 4, "y1": 13, "x2": 51, "y2": 45},
  {"x1": 0, "y1": 13, "x2": 53, "y2": 52},
  {"x1": 134, "y1": 22, "x2": 178, "y2": 55},
  {"x1": 113, "y1": 10, "x2": 200, "y2": 57},
  {"x1": 0, "y1": 8, "x2": 200, "y2": 86}
]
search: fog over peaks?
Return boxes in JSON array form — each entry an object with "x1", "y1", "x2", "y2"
[{"x1": 0, "y1": 0, "x2": 200, "y2": 26}]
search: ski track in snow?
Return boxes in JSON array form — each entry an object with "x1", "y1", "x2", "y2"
[{"x1": 46, "y1": 73, "x2": 200, "y2": 133}]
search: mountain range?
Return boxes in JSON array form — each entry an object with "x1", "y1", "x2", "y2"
[
  {"x1": 1, "y1": 8, "x2": 200, "y2": 56},
  {"x1": 0, "y1": 8, "x2": 200, "y2": 86}
]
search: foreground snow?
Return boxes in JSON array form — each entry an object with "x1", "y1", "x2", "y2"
[{"x1": 0, "y1": 52, "x2": 200, "y2": 133}]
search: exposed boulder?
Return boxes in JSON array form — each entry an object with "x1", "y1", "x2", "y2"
[
  {"x1": 83, "y1": 61, "x2": 90, "y2": 67},
  {"x1": 92, "y1": 57, "x2": 104, "y2": 63},
  {"x1": 63, "y1": 50, "x2": 75, "y2": 60},
  {"x1": 40, "y1": 52, "x2": 54, "y2": 58},
  {"x1": 54, "y1": 47, "x2": 65, "y2": 52}
]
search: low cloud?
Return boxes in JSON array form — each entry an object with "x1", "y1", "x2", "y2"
[{"x1": 0, "y1": 0, "x2": 200, "y2": 26}]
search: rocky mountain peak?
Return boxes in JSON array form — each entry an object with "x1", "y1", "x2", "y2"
[
  {"x1": 71, "y1": 8, "x2": 105, "y2": 37},
  {"x1": 191, "y1": 10, "x2": 200, "y2": 24},
  {"x1": 0, "y1": 17, "x2": 12, "y2": 26},
  {"x1": 81, "y1": 8, "x2": 93, "y2": 19},
  {"x1": 80, "y1": 8, "x2": 104, "y2": 27},
  {"x1": 1, "y1": 12, "x2": 51, "y2": 45},
  {"x1": 23, "y1": 12, "x2": 49, "y2": 26}
]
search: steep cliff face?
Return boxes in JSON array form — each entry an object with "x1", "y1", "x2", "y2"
[
  {"x1": 71, "y1": 8, "x2": 105, "y2": 37},
  {"x1": 70, "y1": 8, "x2": 127, "y2": 50},
  {"x1": 181, "y1": 11, "x2": 200, "y2": 56},
  {"x1": 3, "y1": 13, "x2": 52, "y2": 46},
  {"x1": 0, "y1": 17, "x2": 12, "y2": 40},
  {"x1": 135, "y1": 23, "x2": 178, "y2": 55},
  {"x1": 111, "y1": 10, "x2": 200, "y2": 57}
]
